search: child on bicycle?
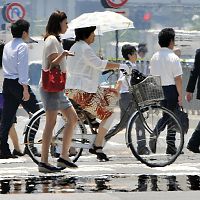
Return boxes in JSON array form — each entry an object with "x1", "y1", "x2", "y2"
[{"x1": 106, "y1": 44, "x2": 150, "y2": 155}]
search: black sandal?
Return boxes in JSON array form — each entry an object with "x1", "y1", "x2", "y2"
[
  {"x1": 84, "y1": 119, "x2": 100, "y2": 129},
  {"x1": 89, "y1": 145, "x2": 109, "y2": 161}
]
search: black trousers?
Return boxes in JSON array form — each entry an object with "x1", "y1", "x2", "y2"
[
  {"x1": 0, "y1": 78, "x2": 39, "y2": 154},
  {"x1": 106, "y1": 93, "x2": 146, "y2": 149},
  {"x1": 188, "y1": 122, "x2": 200, "y2": 147},
  {"x1": 155, "y1": 85, "x2": 179, "y2": 144}
]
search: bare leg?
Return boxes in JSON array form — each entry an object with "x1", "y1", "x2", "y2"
[
  {"x1": 90, "y1": 119, "x2": 109, "y2": 161},
  {"x1": 60, "y1": 106, "x2": 78, "y2": 161},
  {"x1": 94, "y1": 119, "x2": 107, "y2": 147},
  {"x1": 9, "y1": 124, "x2": 21, "y2": 152},
  {"x1": 41, "y1": 110, "x2": 57, "y2": 164}
]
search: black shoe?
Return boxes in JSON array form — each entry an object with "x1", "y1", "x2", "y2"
[
  {"x1": 38, "y1": 162, "x2": 62, "y2": 173},
  {"x1": 187, "y1": 145, "x2": 200, "y2": 153},
  {"x1": 0, "y1": 153, "x2": 18, "y2": 159},
  {"x1": 89, "y1": 145, "x2": 109, "y2": 161},
  {"x1": 138, "y1": 147, "x2": 150, "y2": 155},
  {"x1": 24, "y1": 146, "x2": 41, "y2": 157},
  {"x1": 0, "y1": 142, "x2": 16, "y2": 159},
  {"x1": 13, "y1": 149, "x2": 24, "y2": 157},
  {"x1": 84, "y1": 119, "x2": 100, "y2": 129},
  {"x1": 57, "y1": 157, "x2": 78, "y2": 169}
]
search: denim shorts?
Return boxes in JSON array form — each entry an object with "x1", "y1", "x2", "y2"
[{"x1": 40, "y1": 87, "x2": 72, "y2": 111}]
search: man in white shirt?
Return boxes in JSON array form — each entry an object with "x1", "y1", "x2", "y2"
[
  {"x1": 0, "y1": 19, "x2": 40, "y2": 159},
  {"x1": 149, "y1": 28, "x2": 183, "y2": 155}
]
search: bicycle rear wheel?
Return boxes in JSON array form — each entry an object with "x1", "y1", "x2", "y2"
[
  {"x1": 127, "y1": 104, "x2": 184, "y2": 167},
  {"x1": 24, "y1": 108, "x2": 86, "y2": 165}
]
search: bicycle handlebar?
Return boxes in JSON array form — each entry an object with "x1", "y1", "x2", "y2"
[{"x1": 102, "y1": 69, "x2": 115, "y2": 75}]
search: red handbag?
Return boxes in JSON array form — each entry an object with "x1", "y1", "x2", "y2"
[{"x1": 42, "y1": 66, "x2": 66, "y2": 92}]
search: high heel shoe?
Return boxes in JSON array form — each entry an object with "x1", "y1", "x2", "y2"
[{"x1": 89, "y1": 145, "x2": 109, "y2": 161}]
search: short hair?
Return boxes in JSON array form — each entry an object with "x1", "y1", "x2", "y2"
[
  {"x1": 121, "y1": 44, "x2": 137, "y2": 60},
  {"x1": 196, "y1": 48, "x2": 200, "y2": 54},
  {"x1": 158, "y1": 28, "x2": 175, "y2": 47},
  {"x1": 75, "y1": 26, "x2": 96, "y2": 41},
  {"x1": 45, "y1": 10, "x2": 67, "y2": 40},
  {"x1": 138, "y1": 43, "x2": 148, "y2": 54},
  {"x1": 11, "y1": 19, "x2": 30, "y2": 38}
]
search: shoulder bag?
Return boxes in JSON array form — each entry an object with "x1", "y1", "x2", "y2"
[
  {"x1": 174, "y1": 106, "x2": 189, "y2": 134},
  {"x1": 42, "y1": 65, "x2": 66, "y2": 92}
]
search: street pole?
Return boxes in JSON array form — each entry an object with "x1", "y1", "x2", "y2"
[{"x1": 115, "y1": 30, "x2": 119, "y2": 61}]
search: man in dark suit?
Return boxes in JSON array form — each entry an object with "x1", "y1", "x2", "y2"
[{"x1": 186, "y1": 49, "x2": 200, "y2": 153}]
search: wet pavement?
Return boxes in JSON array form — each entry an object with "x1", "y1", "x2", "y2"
[
  {"x1": 1, "y1": 174, "x2": 200, "y2": 194},
  {"x1": 0, "y1": 112, "x2": 200, "y2": 198}
]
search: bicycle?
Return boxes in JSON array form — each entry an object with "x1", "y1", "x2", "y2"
[{"x1": 23, "y1": 70, "x2": 184, "y2": 168}]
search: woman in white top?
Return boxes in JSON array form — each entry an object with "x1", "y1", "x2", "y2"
[
  {"x1": 39, "y1": 11, "x2": 78, "y2": 173},
  {"x1": 66, "y1": 26, "x2": 122, "y2": 161}
]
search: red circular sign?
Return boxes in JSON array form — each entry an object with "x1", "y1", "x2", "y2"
[
  {"x1": 106, "y1": 0, "x2": 128, "y2": 9},
  {"x1": 5, "y1": 2, "x2": 26, "y2": 23}
]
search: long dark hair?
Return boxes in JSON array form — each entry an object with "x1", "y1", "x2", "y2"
[{"x1": 44, "y1": 10, "x2": 67, "y2": 41}]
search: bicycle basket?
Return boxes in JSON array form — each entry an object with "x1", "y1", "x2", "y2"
[{"x1": 131, "y1": 76, "x2": 164, "y2": 106}]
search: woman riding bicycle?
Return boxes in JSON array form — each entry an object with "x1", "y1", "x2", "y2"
[{"x1": 66, "y1": 26, "x2": 123, "y2": 161}]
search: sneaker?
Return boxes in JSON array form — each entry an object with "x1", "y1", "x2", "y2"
[
  {"x1": 187, "y1": 145, "x2": 200, "y2": 153},
  {"x1": 57, "y1": 157, "x2": 78, "y2": 169},
  {"x1": 13, "y1": 149, "x2": 24, "y2": 157},
  {"x1": 138, "y1": 147, "x2": 150, "y2": 155},
  {"x1": 24, "y1": 146, "x2": 41, "y2": 157},
  {"x1": 38, "y1": 162, "x2": 61, "y2": 173}
]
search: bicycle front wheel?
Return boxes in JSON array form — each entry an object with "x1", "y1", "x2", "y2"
[
  {"x1": 24, "y1": 108, "x2": 86, "y2": 165},
  {"x1": 127, "y1": 104, "x2": 184, "y2": 167}
]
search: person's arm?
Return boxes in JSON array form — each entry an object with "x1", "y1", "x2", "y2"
[
  {"x1": 106, "y1": 62, "x2": 120, "y2": 70},
  {"x1": 84, "y1": 47, "x2": 120, "y2": 71},
  {"x1": 17, "y1": 44, "x2": 30, "y2": 101},
  {"x1": 22, "y1": 84, "x2": 29, "y2": 101},
  {"x1": 186, "y1": 50, "x2": 200, "y2": 93},
  {"x1": 186, "y1": 92, "x2": 193, "y2": 102},
  {"x1": 48, "y1": 50, "x2": 74, "y2": 67},
  {"x1": 45, "y1": 36, "x2": 74, "y2": 68},
  {"x1": 171, "y1": 57, "x2": 183, "y2": 106},
  {"x1": 175, "y1": 75, "x2": 182, "y2": 106},
  {"x1": 115, "y1": 80, "x2": 122, "y2": 93}
]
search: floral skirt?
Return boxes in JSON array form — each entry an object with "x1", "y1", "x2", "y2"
[{"x1": 66, "y1": 87, "x2": 118, "y2": 120}]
